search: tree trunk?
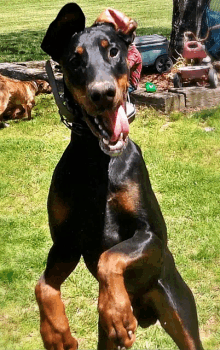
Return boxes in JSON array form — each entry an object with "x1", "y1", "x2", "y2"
[{"x1": 170, "y1": 0, "x2": 211, "y2": 57}]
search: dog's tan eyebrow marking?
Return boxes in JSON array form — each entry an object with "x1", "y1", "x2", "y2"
[
  {"x1": 76, "y1": 46, "x2": 84, "y2": 54},
  {"x1": 100, "y1": 39, "x2": 109, "y2": 48}
]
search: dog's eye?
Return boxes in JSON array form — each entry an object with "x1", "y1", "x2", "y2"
[
  {"x1": 109, "y1": 47, "x2": 119, "y2": 57},
  {"x1": 69, "y1": 54, "x2": 81, "y2": 68}
]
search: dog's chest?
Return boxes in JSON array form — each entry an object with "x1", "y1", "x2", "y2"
[
  {"x1": 107, "y1": 179, "x2": 140, "y2": 215},
  {"x1": 73, "y1": 168, "x2": 139, "y2": 247}
]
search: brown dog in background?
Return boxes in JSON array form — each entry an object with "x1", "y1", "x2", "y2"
[{"x1": 0, "y1": 74, "x2": 51, "y2": 127}]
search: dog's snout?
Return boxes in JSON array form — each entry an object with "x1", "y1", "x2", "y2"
[{"x1": 89, "y1": 82, "x2": 116, "y2": 106}]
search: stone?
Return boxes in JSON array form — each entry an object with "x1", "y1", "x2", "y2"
[
  {"x1": 131, "y1": 88, "x2": 185, "y2": 113},
  {"x1": 169, "y1": 86, "x2": 220, "y2": 109}
]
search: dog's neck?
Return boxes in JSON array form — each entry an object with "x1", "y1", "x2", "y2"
[
  {"x1": 30, "y1": 81, "x2": 38, "y2": 91},
  {"x1": 63, "y1": 82, "x2": 93, "y2": 136}
]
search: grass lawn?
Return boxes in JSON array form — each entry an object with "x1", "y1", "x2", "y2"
[
  {"x1": 0, "y1": 0, "x2": 220, "y2": 349},
  {"x1": 1, "y1": 97, "x2": 220, "y2": 349},
  {"x1": 0, "y1": 0, "x2": 172, "y2": 62}
]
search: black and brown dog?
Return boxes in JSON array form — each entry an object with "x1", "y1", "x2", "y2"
[{"x1": 35, "y1": 3, "x2": 204, "y2": 350}]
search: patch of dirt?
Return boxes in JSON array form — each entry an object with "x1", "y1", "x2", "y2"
[
  {"x1": 140, "y1": 71, "x2": 173, "y2": 91},
  {"x1": 200, "y1": 316, "x2": 219, "y2": 340}
]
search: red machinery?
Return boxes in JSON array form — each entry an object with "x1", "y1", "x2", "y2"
[{"x1": 174, "y1": 25, "x2": 220, "y2": 88}]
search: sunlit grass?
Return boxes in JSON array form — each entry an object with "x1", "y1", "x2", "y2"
[
  {"x1": 0, "y1": 96, "x2": 220, "y2": 349},
  {"x1": 0, "y1": 0, "x2": 172, "y2": 62}
]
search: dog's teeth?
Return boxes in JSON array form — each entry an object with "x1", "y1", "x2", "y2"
[
  {"x1": 95, "y1": 117, "x2": 99, "y2": 124},
  {"x1": 101, "y1": 129, "x2": 109, "y2": 139},
  {"x1": 108, "y1": 140, "x2": 123, "y2": 151},
  {"x1": 128, "y1": 330, "x2": 133, "y2": 339},
  {"x1": 102, "y1": 138, "x2": 109, "y2": 145},
  {"x1": 98, "y1": 124, "x2": 103, "y2": 130},
  {"x1": 119, "y1": 132, "x2": 123, "y2": 140}
]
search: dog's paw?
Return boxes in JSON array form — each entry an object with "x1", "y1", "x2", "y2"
[
  {"x1": 0, "y1": 121, "x2": 10, "y2": 129},
  {"x1": 40, "y1": 317, "x2": 78, "y2": 350},
  {"x1": 98, "y1": 287, "x2": 137, "y2": 348},
  {"x1": 35, "y1": 279, "x2": 78, "y2": 350}
]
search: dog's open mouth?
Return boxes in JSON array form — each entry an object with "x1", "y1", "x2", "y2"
[{"x1": 84, "y1": 105, "x2": 129, "y2": 156}]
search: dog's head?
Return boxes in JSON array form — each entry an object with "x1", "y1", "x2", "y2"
[
  {"x1": 35, "y1": 80, "x2": 52, "y2": 95},
  {"x1": 41, "y1": 3, "x2": 137, "y2": 156}
]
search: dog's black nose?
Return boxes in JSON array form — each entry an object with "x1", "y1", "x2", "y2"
[{"x1": 89, "y1": 82, "x2": 116, "y2": 107}]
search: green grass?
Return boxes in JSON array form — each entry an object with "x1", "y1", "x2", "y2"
[
  {"x1": 0, "y1": 0, "x2": 172, "y2": 62},
  {"x1": 0, "y1": 97, "x2": 220, "y2": 349}
]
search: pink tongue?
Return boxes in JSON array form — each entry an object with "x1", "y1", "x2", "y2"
[{"x1": 107, "y1": 105, "x2": 129, "y2": 142}]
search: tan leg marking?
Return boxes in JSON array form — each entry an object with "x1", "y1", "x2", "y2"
[{"x1": 35, "y1": 275, "x2": 78, "y2": 350}]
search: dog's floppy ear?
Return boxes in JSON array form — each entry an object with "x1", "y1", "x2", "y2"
[
  {"x1": 41, "y1": 3, "x2": 85, "y2": 62},
  {"x1": 94, "y1": 8, "x2": 137, "y2": 45}
]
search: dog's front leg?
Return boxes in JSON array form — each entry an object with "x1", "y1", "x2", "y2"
[
  {"x1": 98, "y1": 262, "x2": 137, "y2": 349},
  {"x1": 97, "y1": 230, "x2": 163, "y2": 349},
  {"x1": 35, "y1": 244, "x2": 80, "y2": 350},
  {"x1": 26, "y1": 102, "x2": 34, "y2": 120}
]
